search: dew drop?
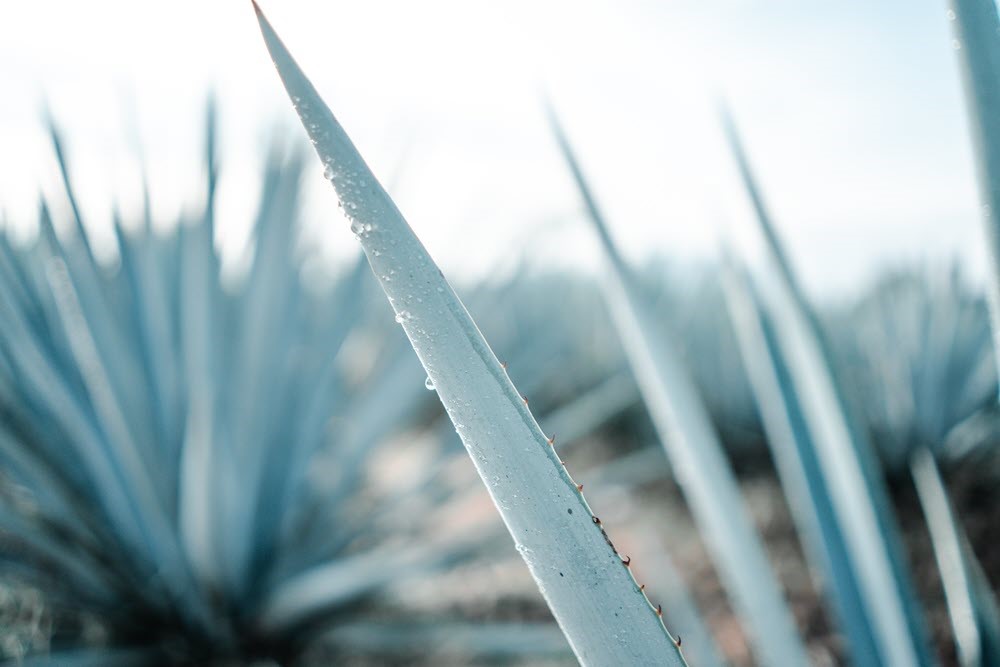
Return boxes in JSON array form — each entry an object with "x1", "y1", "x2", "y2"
[
  {"x1": 424, "y1": 376, "x2": 436, "y2": 390},
  {"x1": 323, "y1": 163, "x2": 335, "y2": 180},
  {"x1": 395, "y1": 310, "x2": 411, "y2": 324},
  {"x1": 946, "y1": 9, "x2": 955, "y2": 20}
]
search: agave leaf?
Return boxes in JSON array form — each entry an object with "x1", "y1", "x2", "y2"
[
  {"x1": 950, "y1": 0, "x2": 1000, "y2": 384},
  {"x1": 0, "y1": 234, "x2": 35, "y2": 314},
  {"x1": 262, "y1": 520, "x2": 508, "y2": 633},
  {"x1": 721, "y1": 109, "x2": 933, "y2": 666},
  {"x1": 260, "y1": 539, "x2": 471, "y2": 632},
  {"x1": 720, "y1": 254, "x2": 881, "y2": 665},
  {"x1": 253, "y1": 5, "x2": 683, "y2": 664},
  {"x1": 945, "y1": 7, "x2": 1000, "y2": 656},
  {"x1": 17, "y1": 648, "x2": 155, "y2": 667},
  {"x1": 323, "y1": 620, "x2": 571, "y2": 659},
  {"x1": 112, "y1": 218, "x2": 181, "y2": 474},
  {"x1": 44, "y1": 115, "x2": 94, "y2": 263},
  {"x1": 911, "y1": 447, "x2": 1000, "y2": 667},
  {"x1": 177, "y1": 190, "x2": 221, "y2": 588},
  {"x1": 547, "y1": 108, "x2": 808, "y2": 666}
]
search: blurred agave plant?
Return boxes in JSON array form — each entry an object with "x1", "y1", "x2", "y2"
[
  {"x1": 827, "y1": 268, "x2": 997, "y2": 470},
  {"x1": 0, "y1": 112, "x2": 582, "y2": 665}
]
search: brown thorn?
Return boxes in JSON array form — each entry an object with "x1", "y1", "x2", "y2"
[
  {"x1": 560, "y1": 460, "x2": 566, "y2": 466},
  {"x1": 656, "y1": 604, "x2": 663, "y2": 617},
  {"x1": 639, "y1": 583, "x2": 645, "y2": 591},
  {"x1": 576, "y1": 483, "x2": 584, "y2": 492},
  {"x1": 522, "y1": 395, "x2": 529, "y2": 405},
  {"x1": 622, "y1": 555, "x2": 631, "y2": 567},
  {"x1": 547, "y1": 435, "x2": 556, "y2": 446},
  {"x1": 501, "y1": 360, "x2": 508, "y2": 369},
  {"x1": 592, "y1": 516, "x2": 601, "y2": 525},
  {"x1": 675, "y1": 636, "x2": 682, "y2": 648}
]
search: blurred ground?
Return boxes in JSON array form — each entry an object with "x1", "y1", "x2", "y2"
[
  {"x1": 2, "y1": 432, "x2": 998, "y2": 666},
  {"x1": 315, "y1": 434, "x2": 1000, "y2": 666}
]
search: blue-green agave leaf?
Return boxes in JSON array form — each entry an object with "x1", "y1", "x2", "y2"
[
  {"x1": 720, "y1": 253, "x2": 881, "y2": 665},
  {"x1": 721, "y1": 108, "x2": 934, "y2": 666},
  {"x1": 547, "y1": 106, "x2": 808, "y2": 666},
  {"x1": 18, "y1": 647, "x2": 155, "y2": 667},
  {"x1": 253, "y1": 5, "x2": 684, "y2": 664},
  {"x1": 322, "y1": 620, "x2": 571, "y2": 659},
  {"x1": 911, "y1": 447, "x2": 1000, "y2": 667},
  {"x1": 950, "y1": 0, "x2": 1000, "y2": 385}
]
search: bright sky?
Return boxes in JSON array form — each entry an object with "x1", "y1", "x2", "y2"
[{"x1": 0, "y1": 0, "x2": 984, "y2": 297}]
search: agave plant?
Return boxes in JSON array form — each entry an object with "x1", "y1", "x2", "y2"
[
  {"x1": 826, "y1": 268, "x2": 997, "y2": 470},
  {"x1": 6, "y1": 1, "x2": 1000, "y2": 665},
  {"x1": 0, "y1": 107, "x2": 602, "y2": 663}
]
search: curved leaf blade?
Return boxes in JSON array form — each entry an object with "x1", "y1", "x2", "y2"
[
  {"x1": 911, "y1": 446, "x2": 1000, "y2": 667},
  {"x1": 721, "y1": 109, "x2": 934, "y2": 666},
  {"x1": 721, "y1": 255, "x2": 881, "y2": 666},
  {"x1": 950, "y1": 0, "x2": 1000, "y2": 386},
  {"x1": 547, "y1": 108, "x2": 807, "y2": 666}
]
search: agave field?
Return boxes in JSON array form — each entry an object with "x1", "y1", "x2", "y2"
[{"x1": 3, "y1": 1, "x2": 1000, "y2": 665}]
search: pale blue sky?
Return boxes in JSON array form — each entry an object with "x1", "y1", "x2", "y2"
[{"x1": 0, "y1": 0, "x2": 984, "y2": 297}]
